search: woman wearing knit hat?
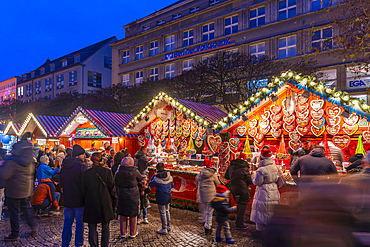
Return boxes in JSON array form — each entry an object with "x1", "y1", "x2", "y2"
[{"x1": 250, "y1": 146, "x2": 280, "y2": 239}]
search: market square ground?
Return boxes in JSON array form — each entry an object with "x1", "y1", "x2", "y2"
[{"x1": 0, "y1": 206, "x2": 262, "y2": 246}]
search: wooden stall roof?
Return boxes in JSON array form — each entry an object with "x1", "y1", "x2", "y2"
[
  {"x1": 18, "y1": 113, "x2": 68, "y2": 138},
  {"x1": 3, "y1": 122, "x2": 22, "y2": 136}
]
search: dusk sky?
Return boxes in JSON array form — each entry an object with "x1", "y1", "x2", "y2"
[{"x1": 0, "y1": 0, "x2": 175, "y2": 82}]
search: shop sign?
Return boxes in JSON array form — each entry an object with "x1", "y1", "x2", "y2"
[
  {"x1": 154, "y1": 107, "x2": 174, "y2": 121},
  {"x1": 112, "y1": 137, "x2": 119, "y2": 143},
  {"x1": 346, "y1": 77, "x2": 370, "y2": 90},
  {"x1": 76, "y1": 116, "x2": 88, "y2": 124},
  {"x1": 163, "y1": 38, "x2": 235, "y2": 62},
  {"x1": 37, "y1": 139, "x2": 46, "y2": 146},
  {"x1": 76, "y1": 128, "x2": 106, "y2": 138}
]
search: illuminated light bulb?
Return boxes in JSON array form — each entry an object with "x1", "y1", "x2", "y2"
[
  {"x1": 288, "y1": 72, "x2": 293, "y2": 77},
  {"x1": 223, "y1": 117, "x2": 227, "y2": 121},
  {"x1": 326, "y1": 88, "x2": 332, "y2": 94},
  {"x1": 362, "y1": 104, "x2": 368, "y2": 109},
  {"x1": 343, "y1": 96, "x2": 349, "y2": 101},
  {"x1": 228, "y1": 113, "x2": 233, "y2": 117},
  {"x1": 239, "y1": 105, "x2": 243, "y2": 109},
  {"x1": 244, "y1": 101, "x2": 248, "y2": 105},
  {"x1": 234, "y1": 109, "x2": 238, "y2": 113},
  {"x1": 335, "y1": 92, "x2": 340, "y2": 97},
  {"x1": 262, "y1": 88, "x2": 268, "y2": 93},
  {"x1": 199, "y1": 118, "x2": 203, "y2": 122},
  {"x1": 214, "y1": 124, "x2": 218, "y2": 128},
  {"x1": 282, "y1": 72, "x2": 286, "y2": 77},
  {"x1": 195, "y1": 116, "x2": 199, "y2": 119},
  {"x1": 295, "y1": 75, "x2": 300, "y2": 80},
  {"x1": 190, "y1": 113, "x2": 195, "y2": 117},
  {"x1": 219, "y1": 121, "x2": 223, "y2": 125},
  {"x1": 274, "y1": 78, "x2": 279, "y2": 82},
  {"x1": 250, "y1": 97, "x2": 255, "y2": 102},
  {"x1": 302, "y1": 78, "x2": 307, "y2": 84},
  {"x1": 256, "y1": 92, "x2": 261, "y2": 97},
  {"x1": 204, "y1": 121, "x2": 208, "y2": 125},
  {"x1": 318, "y1": 85, "x2": 324, "y2": 90},
  {"x1": 175, "y1": 102, "x2": 179, "y2": 106},
  {"x1": 310, "y1": 81, "x2": 315, "y2": 86},
  {"x1": 183, "y1": 107, "x2": 187, "y2": 111},
  {"x1": 187, "y1": 109, "x2": 190, "y2": 114}
]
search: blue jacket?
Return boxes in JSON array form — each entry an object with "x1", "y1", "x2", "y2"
[
  {"x1": 149, "y1": 171, "x2": 173, "y2": 205},
  {"x1": 37, "y1": 163, "x2": 59, "y2": 181}
]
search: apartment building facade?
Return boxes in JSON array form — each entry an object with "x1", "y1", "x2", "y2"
[
  {"x1": 0, "y1": 77, "x2": 21, "y2": 102},
  {"x1": 17, "y1": 37, "x2": 117, "y2": 102},
  {"x1": 111, "y1": 0, "x2": 369, "y2": 103}
]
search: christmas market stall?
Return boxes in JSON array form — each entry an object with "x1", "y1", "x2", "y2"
[
  {"x1": 2, "y1": 121, "x2": 22, "y2": 150},
  {"x1": 125, "y1": 92, "x2": 227, "y2": 209},
  {"x1": 56, "y1": 106, "x2": 138, "y2": 155},
  {"x1": 215, "y1": 70, "x2": 370, "y2": 208}
]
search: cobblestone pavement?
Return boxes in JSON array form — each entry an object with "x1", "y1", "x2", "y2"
[{"x1": 0, "y1": 206, "x2": 263, "y2": 246}]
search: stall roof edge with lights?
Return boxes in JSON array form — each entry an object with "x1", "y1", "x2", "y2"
[{"x1": 3, "y1": 122, "x2": 23, "y2": 136}]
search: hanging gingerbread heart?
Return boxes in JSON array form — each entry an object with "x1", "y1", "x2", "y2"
[
  {"x1": 170, "y1": 117, "x2": 176, "y2": 127},
  {"x1": 249, "y1": 119, "x2": 258, "y2": 128},
  {"x1": 311, "y1": 125, "x2": 325, "y2": 137},
  {"x1": 261, "y1": 111, "x2": 270, "y2": 121},
  {"x1": 195, "y1": 136, "x2": 204, "y2": 148},
  {"x1": 310, "y1": 109, "x2": 324, "y2": 120},
  {"x1": 138, "y1": 135, "x2": 145, "y2": 142},
  {"x1": 296, "y1": 110, "x2": 309, "y2": 119},
  {"x1": 260, "y1": 119, "x2": 270, "y2": 129},
  {"x1": 260, "y1": 125, "x2": 270, "y2": 135},
  {"x1": 191, "y1": 120, "x2": 197, "y2": 129},
  {"x1": 207, "y1": 135, "x2": 222, "y2": 153},
  {"x1": 289, "y1": 131, "x2": 300, "y2": 142},
  {"x1": 153, "y1": 136, "x2": 160, "y2": 147},
  {"x1": 270, "y1": 105, "x2": 282, "y2": 115},
  {"x1": 271, "y1": 113, "x2": 283, "y2": 123},
  {"x1": 326, "y1": 106, "x2": 341, "y2": 118},
  {"x1": 248, "y1": 127, "x2": 258, "y2": 137},
  {"x1": 176, "y1": 128, "x2": 182, "y2": 137},
  {"x1": 219, "y1": 142, "x2": 230, "y2": 155},
  {"x1": 190, "y1": 129, "x2": 197, "y2": 139},
  {"x1": 254, "y1": 141, "x2": 264, "y2": 150},
  {"x1": 174, "y1": 136, "x2": 180, "y2": 148},
  {"x1": 342, "y1": 123, "x2": 358, "y2": 136},
  {"x1": 289, "y1": 140, "x2": 302, "y2": 151},
  {"x1": 363, "y1": 131, "x2": 370, "y2": 143},
  {"x1": 297, "y1": 94, "x2": 309, "y2": 104},
  {"x1": 180, "y1": 137, "x2": 188, "y2": 149},
  {"x1": 311, "y1": 117, "x2": 325, "y2": 129},
  {"x1": 296, "y1": 125, "x2": 309, "y2": 136},
  {"x1": 169, "y1": 127, "x2": 175, "y2": 137},
  {"x1": 198, "y1": 127, "x2": 207, "y2": 138},
  {"x1": 183, "y1": 128, "x2": 190, "y2": 137},
  {"x1": 229, "y1": 138, "x2": 239, "y2": 149},
  {"x1": 326, "y1": 116, "x2": 340, "y2": 127},
  {"x1": 283, "y1": 114, "x2": 295, "y2": 125},
  {"x1": 157, "y1": 120, "x2": 163, "y2": 129},
  {"x1": 254, "y1": 132, "x2": 264, "y2": 143},
  {"x1": 343, "y1": 114, "x2": 359, "y2": 126},
  {"x1": 237, "y1": 126, "x2": 247, "y2": 136},
  {"x1": 326, "y1": 124, "x2": 340, "y2": 136},
  {"x1": 150, "y1": 122, "x2": 157, "y2": 135},
  {"x1": 332, "y1": 135, "x2": 351, "y2": 149},
  {"x1": 310, "y1": 100, "x2": 325, "y2": 111},
  {"x1": 271, "y1": 128, "x2": 282, "y2": 139},
  {"x1": 283, "y1": 123, "x2": 296, "y2": 133},
  {"x1": 163, "y1": 119, "x2": 169, "y2": 131},
  {"x1": 296, "y1": 117, "x2": 310, "y2": 127},
  {"x1": 271, "y1": 121, "x2": 283, "y2": 130},
  {"x1": 296, "y1": 103, "x2": 309, "y2": 113}
]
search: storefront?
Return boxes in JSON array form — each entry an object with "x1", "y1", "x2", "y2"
[{"x1": 2, "y1": 122, "x2": 21, "y2": 151}]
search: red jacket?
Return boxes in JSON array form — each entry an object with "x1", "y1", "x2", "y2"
[{"x1": 31, "y1": 178, "x2": 58, "y2": 208}]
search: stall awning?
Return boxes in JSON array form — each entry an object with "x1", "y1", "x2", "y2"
[
  {"x1": 177, "y1": 99, "x2": 227, "y2": 123},
  {"x1": 3, "y1": 122, "x2": 22, "y2": 136},
  {"x1": 19, "y1": 113, "x2": 68, "y2": 138}
]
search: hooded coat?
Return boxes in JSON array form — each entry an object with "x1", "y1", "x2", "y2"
[
  {"x1": 135, "y1": 150, "x2": 150, "y2": 175},
  {"x1": 250, "y1": 158, "x2": 280, "y2": 225},
  {"x1": 225, "y1": 159, "x2": 252, "y2": 204},
  {"x1": 149, "y1": 171, "x2": 173, "y2": 205},
  {"x1": 0, "y1": 141, "x2": 34, "y2": 198},
  {"x1": 211, "y1": 196, "x2": 236, "y2": 223},
  {"x1": 195, "y1": 168, "x2": 220, "y2": 205},
  {"x1": 114, "y1": 165, "x2": 142, "y2": 217},
  {"x1": 55, "y1": 151, "x2": 66, "y2": 168}
]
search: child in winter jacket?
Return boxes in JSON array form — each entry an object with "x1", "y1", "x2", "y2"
[
  {"x1": 211, "y1": 185, "x2": 237, "y2": 244},
  {"x1": 137, "y1": 175, "x2": 151, "y2": 224},
  {"x1": 149, "y1": 163, "x2": 173, "y2": 235}
]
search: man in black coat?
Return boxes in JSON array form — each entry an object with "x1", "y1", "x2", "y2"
[
  {"x1": 135, "y1": 147, "x2": 153, "y2": 176},
  {"x1": 60, "y1": 144, "x2": 87, "y2": 247}
]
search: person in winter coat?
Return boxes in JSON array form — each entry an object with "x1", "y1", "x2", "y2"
[
  {"x1": 195, "y1": 164, "x2": 220, "y2": 235},
  {"x1": 290, "y1": 146, "x2": 338, "y2": 184},
  {"x1": 135, "y1": 146, "x2": 154, "y2": 175},
  {"x1": 33, "y1": 143, "x2": 40, "y2": 159},
  {"x1": 60, "y1": 144, "x2": 87, "y2": 247},
  {"x1": 225, "y1": 159, "x2": 252, "y2": 230},
  {"x1": 55, "y1": 148, "x2": 66, "y2": 168},
  {"x1": 250, "y1": 146, "x2": 280, "y2": 239},
  {"x1": 345, "y1": 153, "x2": 364, "y2": 173},
  {"x1": 37, "y1": 155, "x2": 60, "y2": 182},
  {"x1": 149, "y1": 163, "x2": 174, "y2": 235},
  {"x1": 31, "y1": 178, "x2": 60, "y2": 216},
  {"x1": 82, "y1": 152, "x2": 117, "y2": 247},
  {"x1": 0, "y1": 141, "x2": 7, "y2": 160},
  {"x1": 211, "y1": 185, "x2": 237, "y2": 244},
  {"x1": 0, "y1": 132, "x2": 37, "y2": 241},
  {"x1": 115, "y1": 157, "x2": 142, "y2": 238},
  {"x1": 137, "y1": 175, "x2": 151, "y2": 224},
  {"x1": 44, "y1": 147, "x2": 55, "y2": 168},
  {"x1": 112, "y1": 151, "x2": 124, "y2": 176}
]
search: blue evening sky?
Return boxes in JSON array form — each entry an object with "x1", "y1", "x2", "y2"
[{"x1": 0, "y1": 0, "x2": 175, "y2": 82}]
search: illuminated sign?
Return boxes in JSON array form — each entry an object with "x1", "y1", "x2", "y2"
[
  {"x1": 76, "y1": 116, "x2": 88, "y2": 124},
  {"x1": 347, "y1": 77, "x2": 370, "y2": 90},
  {"x1": 163, "y1": 38, "x2": 235, "y2": 62},
  {"x1": 76, "y1": 128, "x2": 106, "y2": 138}
]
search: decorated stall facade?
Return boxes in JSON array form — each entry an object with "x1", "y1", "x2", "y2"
[
  {"x1": 56, "y1": 106, "x2": 138, "y2": 155},
  {"x1": 3, "y1": 121, "x2": 22, "y2": 137}
]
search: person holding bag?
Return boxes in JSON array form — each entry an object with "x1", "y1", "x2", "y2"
[{"x1": 82, "y1": 152, "x2": 117, "y2": 247}]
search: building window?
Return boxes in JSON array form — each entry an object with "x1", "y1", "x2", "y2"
[
  {"x1": 135, "y1": 71, "x2": 143, "y2": 85},
  {"x1": 62, "y1": 60, "x2": 67, "y2": 67},
  {"x1": 250, "y1": 7, "x2": 265, "y2": 28},
  {"x1": 190, "y1": 6, "x2": 199, "y2": 13},
  {"x1": 157, "y1": 19, "x2": 165, "y2": 26},
  {"x1": 88, "y1": 71, "x2": 102, "y2": 88},
  {"x1": 312, "y1": 28, "x2": 333, "y2": 52},
  {"x1": 352, "y1": 95, "x2": 368, "y2": 104},
  {"x1": 122, "y1": 50, "x2": 130, "y2": 64},
  {"x1": 203, "y1": 23, "x2": 215, "y2": 41},
  {"x1": 31, "y1": 72, "x2": 35, "y2": 77},
  {"x1": 183, "y1": 60, "x2": 193, "y2": 72},
  {"x1": 35, "y1": 81, "x2": 41, "y2": 94},
  {"x1": 74, "y1": 56, "x2": 80, "y2": 63},
  {"x1": 136, "y1": 46, "x2": 144, "y2": 60},
  {"x1": 209, "y1": 0, "x2": 220, "y2": 6},
  {"x1": 278, "y1": 35, "x2": 296, "y2": 58},
  {"x1": 40, "y1": 68, "x2": 45, "y2": 74},
  {"x1": 225, "y1": 16, "x2": 238, "y2": 35},
  {"x1": 150, "y1": 41, "x2": 158, "y2": 56},
  {"x1": 150, "y1": 68, "x2": 158, "y2": 81},
  {"x1": 50, "y1": 64, "x2": 55, "y2": 71},
  {"x1": 311, "y1": 0, "x2": 332, "y2": 11},
  {"x1": 45, "y1": 78, "x2": 52, "y2": 92},
  {"x1": 69, "y1": 70, "x2": 77, "y2": 86},
  {"x1": 104, "y1": 56, "x2": 112, "y2": 68},
  {"x1": 122, "y1": 74, "x2": 130, "y2": 86},
  {"x1": 172, "y1": 13, "x2": 181, "y2": 20},
  {"x1": 26, "y1": 84, "x2": 32, "y2": 97},
  {"x1": 250, "y1": 42, "x2": 265, "y2": 57},
  {"x1": 183, "y1": 30, "x2": 194, "y2": 47},
  {"x1": 56, "y1": 74, "x2": 64, "y2": 89},
  {"x1": 18, "y1": 86, "x2": 24, "y2": 98},
  {"x1": 278, "y1": 0, "x2": 296, "y2": 20},
  {"x1": 165, "y1": 64, "x2": 175, "y2": 79},
  {"x1": 142, "y1": 25, "x2": 150, "y2": 31},
  {"x1": 165, "y1": 35, "x2": 175, "y2": 52}
]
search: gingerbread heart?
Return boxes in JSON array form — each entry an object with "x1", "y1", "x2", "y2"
[
  {"x1": 363, "y1": 131, "x2": 370, "y2": 143},
  {"x1": 254, "y1": 141, "x2": 264, "y2": 150},
  {"x1": 219, "y1": 142, "x2": 230, "y2": 154},
  {"x1": 296, "y1": 125, "x2": 309, "y2": 136},
  {"x1": 229, "y1": 138, "x2": 239, "y2": 149},
  {"x1": 343, "y1": 114, "x2": 359, "y2": 126},
  {"x1": 296, "y1": 110, "x2": 309, "y2": 119},
  {"x1": 248, "y1": 127, "x2": 258, "y2": 137},
  {"x1": 271, "y1": 113, "x2": 283, "y2": 123},
  {"x1": 138, "y1": 135, "x2": 145, "y2": 142},
  {"x1": 271, "y1": 121, "x2": 282, "y2": 130},
  {"x1": 254, "y1": 132, "x2": 264, "y2": 143},
  {"x1": 297, "y1": 103, "x2": 309, "y2": 113},
  {"x1": 249, "y1": 119, "x2": 258, "y2": 128},
  {"x1": 237, "y1": 126, "x2": 247, "y2": 136},
  {"x1": 260, "y1": 125, "x2": 270, "y2": 135},
  {"x1": 271, "y1": 128, "x2": 282, "y2": 139},
  {"x1": 311, "y1": 117, "x2": 325, "y2": 129},
  {"x1": 157, "y1": 120, "x2": 163, "y2": 129},
  {"x1": 342, "y1": 123, "x2": 358, "y2": 136},
  {"x1": 297, "y1": 94, "x2": 309, "y2": 104},
  {"x1": 270, "y1": 105, "x2": 282, "y2": 115},
  {"x1": 311, "y1": 125, "x2": 325, "y2": 137},
  {"x1": 283, "y1": 123, "x2": 296, "y2": 133},
  {"x1": 326, "y1": 125, "x2": 340, "y2": 136},
  {"x1": 332, "y1": 135, "x2": 351, "y2": 149},
  {"x1": 326, "y1": 116, "x2": 340, "y2": 127},
  {"x1": 326, "y1": 106, "x2": 341, "y2": 118},
  {"x1": 207, "y1": 135, "x2": 222, "y2": 153},
  {"x1": 289, "y1": 140, "x2": 302, "y2": 151},
  {"x1": 261, "y1": 111, "x2": 270, "y2": 121},
  {"x1": 310, "y1": 100, "x2": 325, "y2": 111},
  {"x1": 283, "y1": 114, "x2": 295, "y2": 125},
  {"x1": 310, "y1": 109, "x2": 324, "y2": 120},
  {"x1": 289, "y1": 131, "x2": 300, "y2": 142},
  {"x1": 260, "y1": 119, "x2": 270, "y2": 129},
  {"x1": 296, "y1": 118, "x2": 310, "y2": 127}
]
